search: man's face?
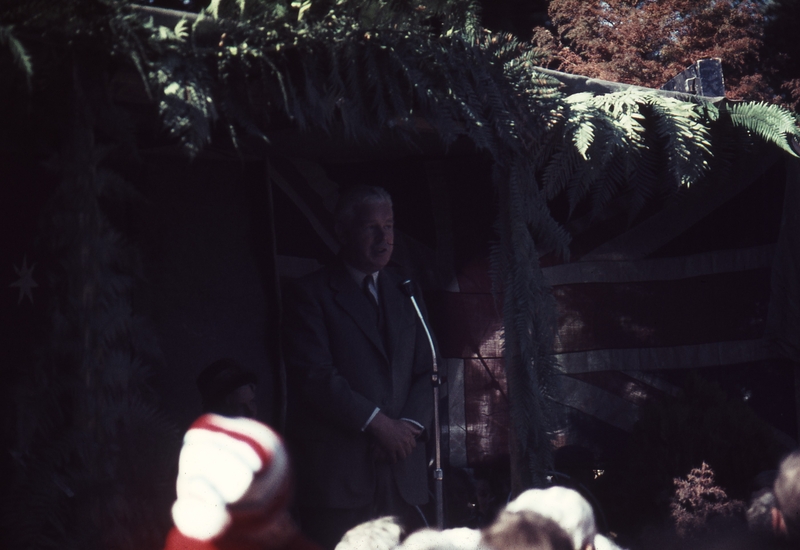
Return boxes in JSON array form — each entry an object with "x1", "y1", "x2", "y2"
[
  {"x1": 224, "y1": 383, "x2": 258, "y2": 418},
  {"x1": 341, "y1": 201, "x2": 394, "y2": 273}
]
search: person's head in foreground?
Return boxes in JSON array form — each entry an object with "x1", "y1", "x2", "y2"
[
  {"x1": 399, "y1": 526, "x2": 486, "y2": 550},
  {"x1": 504, "y1": 486, "x2": 598, "y2": 550},
  {"x1": 773, "y1": 449, "x2": 800, "y2": 542},
  {"x1": 163, "y1": 413, "x2": 320, "y2": 550},
  {"x1": 748, "y1": 487, "x2": 778, "y2": 535},
  {"x1": 334, "y1": 516, "x2": 403, "y2": 550},
  {"x1": 197, "y1": 358, "x2": 259, "y2": 418},
  {"x1": 334, "y1": 185, "x2": 394, "y2": 274},
  {"x1": 481, "y1": 510, "x2": 574, "y2": 550}
]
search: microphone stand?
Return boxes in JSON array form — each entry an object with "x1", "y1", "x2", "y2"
[{"x1": 400, "y1": 279, "x2": 444, "y2": 530}]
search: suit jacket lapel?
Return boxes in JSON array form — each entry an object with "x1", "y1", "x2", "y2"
[{"x1": 330, "y1": 263, "x2": 389, "y2": 362}]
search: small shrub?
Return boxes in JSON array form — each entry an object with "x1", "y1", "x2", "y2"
[{"x1": 670, "y1": 462, "x2": 745, "y2": 538}]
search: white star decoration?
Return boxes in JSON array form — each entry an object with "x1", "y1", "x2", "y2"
[{"x1": 10, "y1": 255, "x2": 38, "y2": 305}]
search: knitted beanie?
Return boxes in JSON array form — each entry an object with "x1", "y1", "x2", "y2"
[{"x1": 164, "y1": 414, "x2": 313, "y2": 550}]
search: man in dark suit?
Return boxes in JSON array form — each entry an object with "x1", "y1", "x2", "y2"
[{"x1": 283, "y1": 186, "x2": 434, "y2": 549}]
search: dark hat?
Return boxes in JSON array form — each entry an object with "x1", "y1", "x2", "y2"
[{"x1": 196, "y1": 358, "x2": 258, "y2": 411}]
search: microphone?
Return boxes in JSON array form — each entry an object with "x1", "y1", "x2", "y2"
[
  {"x1": 400, "y1": 279, "x2": 414, "y2": 298},
  {"x1": 399, "y1": 278, "x2": 444, "y2": 529},
  {"x1": 399, "y1": 280, "x2": 433, "y2": 364}
]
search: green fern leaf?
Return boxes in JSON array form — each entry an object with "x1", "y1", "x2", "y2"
[
  {"x1": 0, "y1": 25, "x2": 33, "y2": 85},
  {"x1": 726, "y1": 101, "x2": 800, "y2": 158},
  {"x1": 646, "y1": 95, "x2": 712, "y2": 187},
  {"x1": 174, "y1": 18, "x2": 189, "y2": 41},
  {"x1": 206, "y1": 0, "x2": 223, "y2": 19},
  {"x1": 542, "y1": 144, "x2": 579, "y2": 200},
  {"x1": 572, "y1": 116, "x2": 595, "y2": 160}
]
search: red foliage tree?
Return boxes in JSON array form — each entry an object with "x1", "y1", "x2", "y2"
[
  {"x1": 532, "y1": 0, "x2": 776, "y2": 101},
  {"x1": 763, "y1": 0, "x2": 800, "y2": 111}
]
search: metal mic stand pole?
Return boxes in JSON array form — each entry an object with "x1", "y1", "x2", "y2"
[{"x1": 401, "y1": 280, "x2": 444, "y2": 530}]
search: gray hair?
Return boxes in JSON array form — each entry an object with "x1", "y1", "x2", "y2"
[
  {"x1": 482, "y1": 511, "x2": 574, "y2": 550},
  {"x1": 334, "y1": 185, "x2": 393, "y2": 229}
]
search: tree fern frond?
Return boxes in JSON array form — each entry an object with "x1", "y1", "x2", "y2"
[
  {"x1": 563, "y1": 95, "x2": 598, "y2": 160},
  {"x1": 589, "y1": 153, "x2": 626, "y2": 216},
  {"x1": 493, "y1": 161, "x2": 559, "y2": 486},
  {"x1": 363, "y1": 43, "x2": 392, "y2": 128},
  {"x1": 174, "y1": 18, "x2": 190, "y2": 41},
  {"x1": 549, "y1": 94, "x2": 625, "y2": 212},
  {"x1": 458, "y1": 0, "x2": 482, "y2": 44},
  {"x1": 526, "y1": 70, "x2": 563, "y2": 99},
  {"x1": 206, "y1": 0, "x2": 223, "y2": 19},
  {"x1": 0, "y1": 25, "x2": 33, "y2": 86},
  {"x1": 584, "y1": 113, "x2": 640, "y2": 215},
  {"x1": 572, "y1": 120, "x2": 595, "y2": 160},
  {"x1": 625, "y1": 144, "x2": 662, "y2": 222},
  {"x1": 587, "y1": 89, "x2": 648, "y2": 151},
  {"x1": 262, "y1": 54, "x2": 292, "y2": 116},
  {"x1": 565, "y1": 161, "x2": 600, "y2": 216},
  {"x1": 725, "y1": 101, "x2": 800, "y2": 158},
  {"x1": 542, "y1": 143, "x2": 580, "y2": 200},
  {"x1": 528, "y1": 196, "x2": 571, "y2": 259},
  {"x1": 339, "y1": 42, "x2": 371, "y2": 137},
  {"x1": 646, "y1": 95, "x2": 712, "y2": 188},
  {"x1": 150, "y1": 53, "x2": 216, "y2": 157}
]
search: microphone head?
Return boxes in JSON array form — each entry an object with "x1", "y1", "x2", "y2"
[{"x1": 399, "y1": 279, "x2": 414, "y2": 298}]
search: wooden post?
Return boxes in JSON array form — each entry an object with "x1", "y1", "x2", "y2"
[{"x1": 265, "y1": 158, "x2": 287, "y2": 434}]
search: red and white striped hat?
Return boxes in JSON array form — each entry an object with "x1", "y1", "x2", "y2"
[{"x1": 163, "y1": 414, "x2": 306, "y2": 550}]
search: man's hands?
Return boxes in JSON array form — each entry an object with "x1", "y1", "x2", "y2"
[{"x1": 366, "y1": 412, "x2": 423, "y2": 464}]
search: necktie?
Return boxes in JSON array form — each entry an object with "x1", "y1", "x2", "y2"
[
  {"x1": 364, "y1": 274, "x2": 389, "y2": 354},
  {"x1": 363, "y1": 275, "x2": 379, "y2": 309}
]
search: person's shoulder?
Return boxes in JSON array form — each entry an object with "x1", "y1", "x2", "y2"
[
  {"x1": 294, "y1": 264, "x2": 331, "y2": 284},
  {"x1": 287, "y1": 262, "x2": 341, "y2": 294}
]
